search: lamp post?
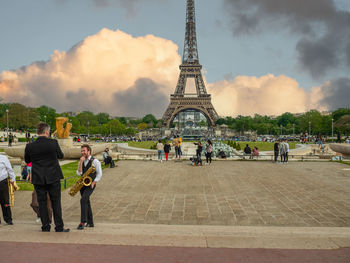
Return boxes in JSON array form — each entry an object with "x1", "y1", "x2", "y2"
[
  {"x1": 44, "y1": 115, "x2": 47, "y2": 123},
  {"x1": 280, "y1": 125, "x2": 282, "y2": 136},
  {"x1": 87, "y1": 121, "x2": 90, "y2": 137},
  {"x1": 332, "y1": 118, "x2": 334, "y2": 142},
  {"x1": 6, "y1": 109, "x2": 9, "y2": 145},
  {"x1": 309, "y1": 121, "x2": 311, "y2": 142}
]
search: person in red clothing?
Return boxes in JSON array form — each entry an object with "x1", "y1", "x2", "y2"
[
  {"x1": 26, "y1": 162, "x2": 32, "y2": 182},
  {"x1": 163, "y1": 141, "x2": 171, "y2": 161}
]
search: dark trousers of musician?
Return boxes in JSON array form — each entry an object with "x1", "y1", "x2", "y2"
[
  {"x1": 34, "y1": 181, "x2": 64, "y2": 232},
  {"x1": 0, "y1": 179, "x2": 12, "y2": 223},
  {"x1": 80, "y1": 185, "x2": 95, "y2": 224}
]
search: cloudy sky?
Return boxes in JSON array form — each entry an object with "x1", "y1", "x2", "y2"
[{"x1": 0, "y1": 0, "x2": 349, "y2": 117}]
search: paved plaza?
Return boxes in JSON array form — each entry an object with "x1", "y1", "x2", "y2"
[
  {"x1": 11, "y1": 160, "x2": 350, "y2": 227},
  {"x1": 2, "y1": 160, "x2": 350, "y2": 262}
]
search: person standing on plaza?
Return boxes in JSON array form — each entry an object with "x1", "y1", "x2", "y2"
[
  {"x1": 205, "y1": 140, "x2": 213, "y2": 165},
  {"x1": 280, "y1": 139, "x2": 286, "y2": 163},
  {"x1": 24, "y1": 123, "x2": 69, "y2": 232},
  {"x1": 163, "y1": 141, "x2": 171, "y2": 161},
  {"x1": 8, "y1": 132, "x2": 13, "y2": 147},
  {"x1": 76, "y1": 144, "x2": 102, "y2": 230},
  {"x1": 274, "y1": 140, "x2": 280, "y2": 163},
  {"x1": 0, "y1": 154, "x2": 16, "y2": 225},
  {"x1": 284, "y1": 139, "x2": 289, "y2": 163},
  {"x1": 194, "y1": 141, "x2": 203, "y2": 159},
  {"x1": 156, "y1": 140, "x2": 164, "y2": 162},
  {"x1": 178, "y1": 136, "x2": 183, "y2": 158},
  {"x1": 25, "y1": 131, "x2": 31, "y2": 143},
  {"x1": 337, "y1": 131, "x2": 341, "y2": 143},
  {"x1": 173, "y1": 136, "x2": 180, "y2": 158}
]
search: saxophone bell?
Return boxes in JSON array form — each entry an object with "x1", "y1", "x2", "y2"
[{"x1": 83, "y1": 176, "x2": 92, "y2": 187}]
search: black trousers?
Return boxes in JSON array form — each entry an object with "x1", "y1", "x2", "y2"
[
  {"x1": 206, "y1": 152, "x2": 212, "y2": 164},
  {"x1": 0, "y1": 179, "x2": 12, "y2": 223},
  {"x1": 80, "y1": 185, "x2": 95, "y2": 224},
  {"x1": 34, "y1": 181, "x2": 64, "y2": 232},
  {"x1": 285, "y1": 152, "x2": 289, "y2": 162},
  {"x1": 274, "y1": 151, "x2": 279, "y2": 162}
]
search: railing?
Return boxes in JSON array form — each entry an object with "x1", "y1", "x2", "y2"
[{"x1": 62, "y1": 174, "x2": 79, "y2": 189}]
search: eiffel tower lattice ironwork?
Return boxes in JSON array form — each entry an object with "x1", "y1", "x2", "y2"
[{"x1": 162, "y1": 0, "x2": 219, "y2": 128}]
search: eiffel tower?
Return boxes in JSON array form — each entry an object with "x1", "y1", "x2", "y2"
[{"x1": 162, "y1": 0, "x2": 219, "y2": 128}]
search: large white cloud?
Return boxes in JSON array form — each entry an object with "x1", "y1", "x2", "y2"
[
  {"x1": 0, "y1": 28, "x2": 337, "y2": 118},
  {"x1": 0, "y1": 28, "x2": 180, "y2": 117},
  {"x1": 208, "y1": 74, "x2": 327, "y2": 117}
]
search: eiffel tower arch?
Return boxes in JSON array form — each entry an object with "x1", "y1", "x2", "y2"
[{"x1": 162, "y1": 0, "x2": 219, "y2": 129}]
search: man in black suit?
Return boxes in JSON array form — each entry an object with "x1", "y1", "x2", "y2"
[{"x1": 25, "y1": 123, "x2": 69, "y2": 232}]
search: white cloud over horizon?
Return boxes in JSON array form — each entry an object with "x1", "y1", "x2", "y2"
[{"x1": 0, "y1": 28, "x2": 344, "y2": 118}]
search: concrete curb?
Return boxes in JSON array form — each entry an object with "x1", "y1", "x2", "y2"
[{"x1": 1, "y1": 222, "x2": 350, "y2": 250}]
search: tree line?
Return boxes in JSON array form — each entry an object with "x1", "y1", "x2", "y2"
[
  {"x1": 0, "y1": 100, "x2": 349, "y2": 136},
  {"x1": 216, "y1": 109, "x2": 350, "y2": 136}
]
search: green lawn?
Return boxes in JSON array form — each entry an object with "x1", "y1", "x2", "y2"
[
  {"x1": 17, "y1": 161, "x2": 111, "y2": 191},
  {"x1": 128, "y1": 141, "x2": 156, "y2": 149},
  {"x1": 0, "y1": 148, "x2": 4, "y2": 152},
  {"x1": 227, "y1": 141, "x2": 299, "y2": 151}
]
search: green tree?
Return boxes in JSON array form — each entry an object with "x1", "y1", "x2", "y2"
[
  {"x1": 137, "y1": 123, "x2": 148, "y2": 130},
  {"x1": 142, "y1": 114, "x2": 157, "y2": 124},
  {"x1": 277, "y1": 112, "x2": 296, "y2": 127},
  {"x1": 332, "y1": 108, "x2": 350, "y2": 122},
  {"x1": 96, "y1": 113, "x2": 110, "y2": 125},
  {"x1": 37, "y1": 105, "x2": 57, "y2": 129}
]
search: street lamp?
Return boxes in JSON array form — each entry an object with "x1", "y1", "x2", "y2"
[
  {"x1": 280, "y1": 125, "x2": 282, "y2": 136},
  {"x1": 309, "y1": 121, "x2": 311, "y2": 142},
  {"x1": 6, "y1": 109, "x2": 9, "y2": 145},
  {"x1": 332, "y1": 118, "x2": 334, "y2": 142},
  {"x1": 44, "y1": 115, "x2": 47, "y2": 123},
  {"x1": 87, "y1": 121, "x2": 90, "y2": 137}
]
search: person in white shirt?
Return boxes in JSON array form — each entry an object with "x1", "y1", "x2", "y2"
[
  {"x1": 285, "y1": 139, "x2": 290, "y2": 163},
  {"x1": 0, "y1": 155, "x2": 16, "y2": 225},
  {"x1": 76, "y1": 144, "x2": 102, "y2": 230},
  {"x1": 156, "y1": 140, "x2": 164, "y2": 162}
]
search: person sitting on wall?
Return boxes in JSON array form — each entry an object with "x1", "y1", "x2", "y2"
[
  {"x1": 218, "y1": 149, "x2": 226, "y2": 159},
  {"x1": 244, "y1": 144, "x2": 252, "y2": 159},
  {"x1": 103, "y1": 148, "x2": 115, "y2": 168}
]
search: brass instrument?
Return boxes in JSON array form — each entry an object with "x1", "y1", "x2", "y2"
[
  {"x1": 8, "y1": 179, "x2": 19, "y2": 207},
  {"x1": 69, "y1": 166, "x2": 95, "y2": 197}
]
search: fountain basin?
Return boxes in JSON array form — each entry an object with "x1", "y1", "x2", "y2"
[{"x1": 329, "y1": 143, "x2": 350, "y2": 159}]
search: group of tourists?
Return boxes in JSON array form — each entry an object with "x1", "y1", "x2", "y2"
[
  {"x1": 0, "y1": 123, "x2": 103, "y2": 233},
  {"x1": 156, "y1": 136, "x2": 183, "y2": 162},
  {"x1": 243, "y1": 145, "x2": 260, "y2": 159},
  {"x1": 274, "y1": 139, "x2": 290, "y2": 163}
]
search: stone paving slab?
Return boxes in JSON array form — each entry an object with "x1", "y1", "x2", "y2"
[{"x1": 11, "y1": 160, "x2": 350, "y2": 227}]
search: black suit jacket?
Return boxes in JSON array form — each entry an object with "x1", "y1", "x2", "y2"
[{"x1": 25, "y1": 136, "x2": 64, "y2": 185}]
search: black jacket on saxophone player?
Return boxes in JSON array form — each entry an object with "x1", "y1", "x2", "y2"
[{"x1": 25, "y1": 136, "x2": 64, "y2": 185}]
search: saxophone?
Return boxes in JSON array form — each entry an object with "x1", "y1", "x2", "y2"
[
  {"x1": 8, "y1": 179, "x2": 19, "y2": 207},
  {"x1": 69, "y1": 166, "x2": 96, "y2": 197}
]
